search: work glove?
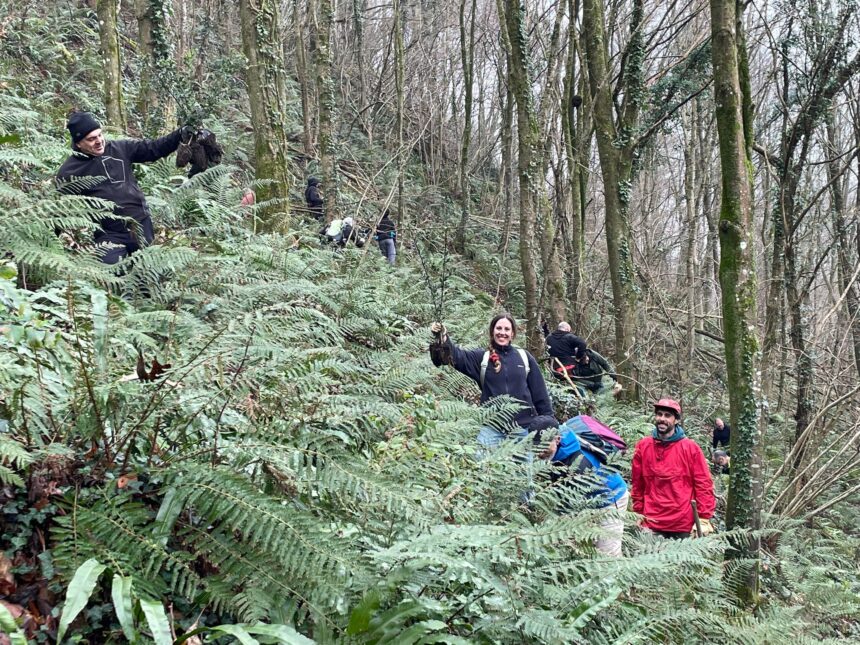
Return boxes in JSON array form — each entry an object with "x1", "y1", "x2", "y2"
[
  {"x1": 180, "y1": 124, "x2": 197, "y2": 140},
  {"x1": 612, "y1": 382, "x2": 623, "y2": 395},
  {"x1": 691, "y1": 518, "x2": 715, "y2": 537}
]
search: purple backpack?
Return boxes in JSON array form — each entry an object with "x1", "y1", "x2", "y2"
[{"x1": 559, "y1": 415, "x2": 628, "y2": 462}]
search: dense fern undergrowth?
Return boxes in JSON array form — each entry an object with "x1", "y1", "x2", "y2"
[
  {"x1": 1, "y1": 11, "x2": 859, "y2": 640},
  {"x1": 0, "y1": 101, "x2": 858, "y2": 645}
]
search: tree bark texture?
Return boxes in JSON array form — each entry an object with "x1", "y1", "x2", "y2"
[
  {"x1": 500, "y1": 0, "x2": 541, "y2": 352},
  {"x1": 97, "y1": 0, "x2": 126, "y2": 129},
  {"x1": 455, "y1": 0, "x2": 477, "y2": 253},
  {"x1": 710, "y1": 0, "x2": 762, "y2": 606},
  {"x1": 316, "y1": 0, "x2": 337, "y2": 222},
  {"x1": 581, "y1": 0, "x2": 641, "y2": 398},
  {"x1": 239, "y1": 0, "x2": 293, "y2": 230}
]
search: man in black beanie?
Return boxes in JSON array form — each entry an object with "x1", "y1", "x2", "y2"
[{"x1": 57, "y1": 111, "x2": 190, "y2": 264}]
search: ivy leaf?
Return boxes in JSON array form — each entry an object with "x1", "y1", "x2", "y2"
[{"x1": 56, "y1": 558, "x2": 106, "y2": 642}]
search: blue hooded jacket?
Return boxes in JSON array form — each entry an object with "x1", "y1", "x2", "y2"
[{"x1": 553, "y1": 430, "x2": 627, "y2": 506}]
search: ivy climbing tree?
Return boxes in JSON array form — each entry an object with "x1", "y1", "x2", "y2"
[
  {"x1": 239, "y1": 0, "x2": 293, "y2": 230},
  {"x1": 709, "y1": 0, "x2": 763, "y2": 605}
]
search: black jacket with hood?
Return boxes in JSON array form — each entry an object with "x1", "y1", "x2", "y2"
[
  {"x1": 56, "y1": 130, "x2": 182, "y2": 247},
  {"x1": 305, "y1": 178, "x2": 323, "y2": 208},
  {"x1": 545, "y1": 330, "x2": 586, "y2": 366}
]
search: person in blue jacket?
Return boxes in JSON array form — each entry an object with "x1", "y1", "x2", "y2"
[
  {"x1": 538, "y1": 425, "x2": 629, "y2": 557},
  {"x1": 429, "y1": 313, "x2": 555, "y2": 450}
]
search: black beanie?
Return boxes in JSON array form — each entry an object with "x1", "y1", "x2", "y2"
[{"x1": 67, "y1": 112, "x2": 101, "y2": 144}]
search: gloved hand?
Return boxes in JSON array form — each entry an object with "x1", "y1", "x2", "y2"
[
  {"x1": 692, "y1": 518, "x2": 715, "y2": 537},
  {"x1": 612, "y1": 382, "x2": 623, "y2": 395}
]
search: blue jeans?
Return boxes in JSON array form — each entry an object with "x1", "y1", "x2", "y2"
[{"x1": 378, "y1": 238, "x2": 396, "y2": 265}]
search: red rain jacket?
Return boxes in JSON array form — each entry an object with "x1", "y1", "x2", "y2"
[{"x1": 631, "y1": 434, "x2": 715, "y2": 533}]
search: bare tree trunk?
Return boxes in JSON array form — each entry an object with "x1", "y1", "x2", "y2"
[
  {"x1": 497, "y1": 68, "x2": 514, "y2": 256},
  {"x1": 683, "y1": 103, "x2": 698, "y2": 371},
  {"x1": 134, "y1": 0, "x2": 156, "y2": 129},
  {"x1": 561, "y1": 0, "x2": 584, "y2": 327},
  {"x1": 499, "y1": 0, "x2": 541, "y2": 351},
  {"x1": 393, "y1": 0, "x2": 406, "y2": 234},
  {"x1": 97, "y1": 0, "x2": 126, "y2": 129},
  {"x1": 710, "y1": 0, "x2": 762, "y2": 605},
  {"x1": 316, "y1": 0, "x2": 337, "y2": 222},
  {"x1": 581, "y1": 0, "x2": 642, "y2": 398},
  {"x1": 454, "y1": 0, "x2": 477, "y2": 253},
  {"x1": 239, "y1": 0, "x2": 292, "y2": 230},
  {"x1": 295, "y1": 0, "x2": 315, "y2": 159},
  {"x1": 826, "y1": 110, "x2": 860, "y2": 377},
  {"x1": 352, "y1": 0, "x2": 367, "y2": 114}
]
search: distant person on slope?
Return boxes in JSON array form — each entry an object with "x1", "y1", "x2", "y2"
[
  {"x1": 544, "y1": 321, "x2": 586, "y2": 381},
  {"x1": 630, "y1": 399, "x2": 715, "y2": 539},
  {"x1": 56, "y1": 111, "x2": 190, "y2": 265},
  {"x1": 571, "y1": 344, "x2": 621, "y2": 395},
  {"x1": 375, "y1": 210, "x2": 397, "y2": 265},
  {"x1": 712, "y1": 417, "x2": 731, "y2": 450},
  {"x1": 305, "y1": 176, "x2": 324, "y2": 221},
  {"x1": 429, "y1": 313, "x2": 555, "y2": 450}
]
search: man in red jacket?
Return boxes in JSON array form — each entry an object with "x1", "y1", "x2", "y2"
[{"x1": 631, "y1": 399, "x2": 715, "y2": 538}]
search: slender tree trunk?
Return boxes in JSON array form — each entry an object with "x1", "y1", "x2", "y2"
[
  {"x1": 826, "y1": 111, "x2": 860, "y2": 377},
  {"x1": 455, "y1": 0, "x2": 477, "y2": 253},
  {"x1": 352, "y1": 0, "x2": 367, "y2": 114},
  {"x1": 581, "y1": 0, "x2": 641, "y2": 398},
  {"x1": 561, "y1": 0, "x2": 584, "y2": 327},
  {"x1": 97, "y1": 0, "x2": 126, "y2": 129},
  {"x1": 683, "y1": 103, "x2": 698, "y2": 371},
  {"x1": 134, "y1": 0, "x2": 156, "y2": 130},
  {"x1": 710, "y1": 0, "x2": 762, "y2": 605},
  {"x1": 295, "y1": 0, "x2": 315, "y2": 159},
  {"x1": 393, "y1": 0, "x2": 406, "y2": 233},
  {"x1": 536, "y1": 6, "x2": 567, "y2": 323},
  {"x1": 239, "y1": 0, "x2": 292, "y2": 230},
  {"x1": 316, "y1": 0, "x2": 337, "y2": 222},
  {"x1": 500, "y1": 0, "x2": 541, "y2": 351},
  {"x1": 497, "y1": 68, "x2": 514, "y2": 256}
]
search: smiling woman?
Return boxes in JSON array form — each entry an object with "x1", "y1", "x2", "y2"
[{"x1": 429, "y1": 314, "x2": 555, "y2": 450}]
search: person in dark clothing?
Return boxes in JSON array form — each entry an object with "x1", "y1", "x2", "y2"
[
  {"x1": 429, "y1": 314, "x2": 554, "y2": 449},
  {"x1": 375, "y1": 210, "x2": 396, "y2": 265},
  {"x1": 544, "y1": 321, "x2": 586, "y2": 380},
  {"x1": 305, "y1": 177, "x2": 324, "y2": 221},
  {"x1": 572, "y1": 346, "x2": 619, "y2": 394},
  {"x1": 56, "y1": 112, "x2": 187, "y2": 265},
  {"x1": 713, "y1": 450, "x2": 731, "y2": 474},
  {"x1": 712, "y1": 417, "x2": 731, "y2": 449}
]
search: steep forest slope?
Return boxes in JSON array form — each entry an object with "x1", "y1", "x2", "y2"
[{"x1": 1, "y1": 1, "x2": 859, "y2": 644}]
